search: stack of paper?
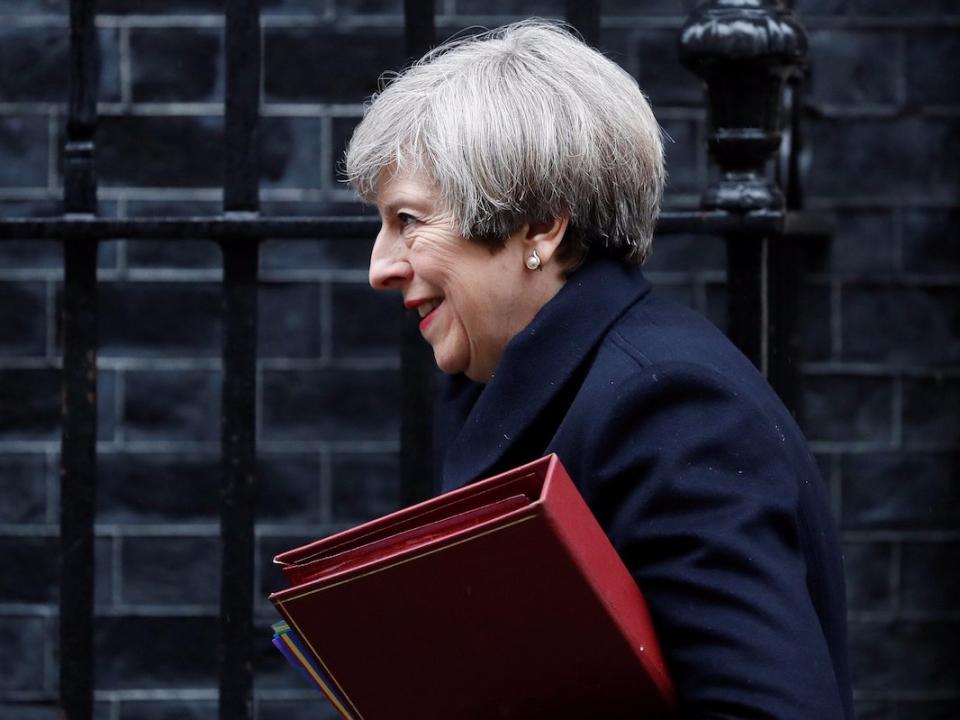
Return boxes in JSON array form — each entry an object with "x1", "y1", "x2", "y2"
[{"x1": 270, "y1": 620, "x2": 354, "y2": 719}]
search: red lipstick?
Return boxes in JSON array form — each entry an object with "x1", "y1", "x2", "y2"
[{"x1": 405, "y1": 298, "x2": 441, "y2": 332}]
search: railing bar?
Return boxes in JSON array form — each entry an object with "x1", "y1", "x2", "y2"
[
  {"x1": 0, "y1": 211, "x2": 830, "y2": 242},
  {"x1": 726, "y1": 238, "x2": 768, "y2": 371},
  {"x1": 399, "y1": 0, "x2": 438, "y2": 505},
  {"x1": 0, "y1": 217, "x2": 377, "y2": 240},
  {"x1": 217, "y1": 243, "x2": 259, "y2": 720},
  {"x1": 64, "y1": 0, "x2": 98, "y2": 214},
  {"x1": 223, "y1": 0, "x2": 261, "y2": 214},
  {"x1": 404, "y1": 0, "x2": 435, "y2": 63},
  {"x1": 60, "y1": 244, "x2": 98, "y2": 720},
  {"x1": 60, "y1": 1, "x2": 100, "y2": 720},
  {"x1": 219, "y1": 1, "x2": 262, "y2": 720},
  {"x1": 566, "y1": 0, "x2": 601, "y2": 47}
]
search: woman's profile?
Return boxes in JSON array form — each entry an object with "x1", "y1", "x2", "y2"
[{"x1": 344, "y1": 20, "x2": 853, "y2": 718}]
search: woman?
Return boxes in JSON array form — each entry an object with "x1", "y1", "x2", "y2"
[{"x1": 346, "y1": 21, "x2": 852, "y2": 719}]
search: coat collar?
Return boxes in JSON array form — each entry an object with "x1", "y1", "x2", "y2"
[{"x1": 440, "y1": 256, "x2": 652, "y2": 492}]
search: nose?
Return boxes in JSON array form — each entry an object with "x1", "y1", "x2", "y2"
[{"x1": 369, "y1": 227, "x2": 412, "y2": 290}]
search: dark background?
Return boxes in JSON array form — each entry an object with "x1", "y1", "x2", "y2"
[{"x1": 0, "y1": 1, "x2": 957, "y2": 718}]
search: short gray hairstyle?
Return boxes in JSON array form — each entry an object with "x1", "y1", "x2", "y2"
[{"x1": 344, "y1": 20, "x2": 665, "y2": 265}]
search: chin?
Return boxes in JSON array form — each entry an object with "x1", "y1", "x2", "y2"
[{"x1": 432, "y1": 349, "x2": 467, "y2": 377}]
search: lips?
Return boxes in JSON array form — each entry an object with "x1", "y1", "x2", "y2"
[
  {"x1": 405, "y1": 297, "x2": 444, "y2": 332},
  {"x1": 416, "y1": 298, "x2": 442, "y2": 318}
]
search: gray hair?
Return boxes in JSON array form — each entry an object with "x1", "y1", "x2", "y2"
[{"x1": 344, "y1": 20, "x2": 665, "y2": 265}]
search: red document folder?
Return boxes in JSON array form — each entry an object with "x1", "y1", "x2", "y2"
[{"x1": 269, "y1": 454, "x2": 676, "y2": 720}]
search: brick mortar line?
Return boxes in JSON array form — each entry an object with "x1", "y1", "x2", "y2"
[
  {"x1": 890, "y1": 540, "x2": 903, "y2": 619},
  {"x1": 112, "y1": 533, "x2": 123, "y2": 608},
  {"x1": 837, "y1": 275, "x2": 960, "y2": 286},
  {"x1": 259, "y1": 270, "x2": 371, "y2": 284},
  {"x1": 4, "y1": 437, "x2": 951, "y2": 455},
  {"x1": 807, "y1": 104, "x2": 960, "y2": 119},
  {"x1": 0, "y1": 189, "x2": 796, "y2": 207},
  {"x1": 0, "y1": 688, "x2": 325, "y2": 703},
  {"x1": 0, "y1": 188, "x2": 697, "y2": 205},
  {"x1": 114, "y1": 367, "x2": 125, "y2": 445},
  {"x1": 830, "y1": 276, "x2": 842, "y2": 361},
  {"x1": 843, "y1": 530, "x2": 960, "y2": 541},
  {"x1": 851, "y1": 690, "x2": 960, "y2": 701},
  {"x1": 320, "y1": 277, "x2": 333, "y2": 363},
  {"x1": 259, "y1": 357, "x2": 400, "y2": 370},
  {"x1": 0, "y1": 355, "x2": 402, "y2": 369},
  {"x1": 829, "y1": 454, "x2": 842, "y2": 521},
  {"x1": 692, "y1": 273, "x2": 709, "y2": 318},
  {"x1": 893, "y1": 203, "x2": 906, "y2": 276},
  {"x1": 3, "y1": 12, "x2": 960, "y2": 28},
  {"x1": 45, "y1": 110, "x2": 57, "y2": 193},
  {"x1": 0, "y1": 441, "x2": 59, "y2": 453},
  {"x1": 0, "y1": 357, "x2": 219, "y2": 370},
  {"x1": 0, "y1": 691, "x2": 58, "y2": 703},
  {"x1": 0, "y1": 439, "x2": 400, "y2": 453},
  {"x1": 812, "y1": 192, "x2": 960, "y2": 206},
  {"x1": 119, "y1": 24, "x2": 133, "y2": 109},
  {"x1": 806, "y1": 197, "x2": 960, "y2": 210},
  {"x1": 319, "y1": 445, "x2": 332, "y2": 526},
  {"x1": 894, "y1": 32, "x2": 908, "y2": 111},
  {"x1": 95, "y1": 605, "x2": 221, "y2": 617},
  {"x1": 646, "y1": 270, "x2": 726, "y2": 282},
  {"x1": 849, "y1": 610, "x2": 960, "y2": 623},
  {"x1": 0, "y1": 523, "x2": 355, "y2": 540},
  {"x1": 891, "y1": 375, "x2": 904, "y2": 449},
  {"x1": 801, "y1": 363, "x2": 960, "y2": 377},
  {"x1": 805, "y1": 274, "x2": 960, "y2": 285},
  {"x1": 93, "y1": 688, "x2": 322, "y2": 701},
  {"x1": 0, "y1": 521, "x2": 347, "y2": 533},
  {"x1": 0, "y1": 187, "x2": 359, "y2": 201},
  {"x1": 44, "y1": 451, "x2": 57, "y2": 525},
  {"x1": 0, "y1": 603, "x2": 56, "y2": 616},
  {"x1": 93, "y1": 689, "x2": 219, "y2": 701},
  {"x1": 43, "y1": 278, "x2": 56, "y2": 362},
  {"x1": 809, "y1": 441, "x2": 959, "y2": 453},
  {"x1": 319, "y1": 114, "x2": 333, "y2": 194},
  {"x1": 0, "y1": 102, "x2": 368, "y2": 116},
  {"x1": 0, "y1": 269, "x2": 375, "y2": 283}
]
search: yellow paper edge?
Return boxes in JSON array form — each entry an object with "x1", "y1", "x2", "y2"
[{"x1": 280, "y1": 633, "x2": 356, "y2": 720}]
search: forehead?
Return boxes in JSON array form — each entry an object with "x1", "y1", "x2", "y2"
[{"x1": 375, "y1": 170, "x2": 439, "y2": 212}]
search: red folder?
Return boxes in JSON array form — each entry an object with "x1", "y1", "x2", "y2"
[{"x1": 269, "y1": 454, "x2": 676, "y2": 720}]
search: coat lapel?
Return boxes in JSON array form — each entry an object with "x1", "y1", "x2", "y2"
[{"x1": 440, "y1": 257, "x2": 651, "y2": 492}]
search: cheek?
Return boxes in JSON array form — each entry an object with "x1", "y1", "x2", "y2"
[
  {"x1": 453, "y1": 268, "x2": 518, "y2": 339},
  {"x1": 410, "y1": 234, "x2": 463, "y2": 281}
]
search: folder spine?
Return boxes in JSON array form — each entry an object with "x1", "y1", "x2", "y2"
[{"x1": 540, "y1": 456, "x2": 676, "y2": 704}]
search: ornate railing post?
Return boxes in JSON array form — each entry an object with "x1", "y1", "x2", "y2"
[
  {"x1": 400, "y1": 0, "x2": 438, "y2": 504},
  {"x1": 60, "y1": 1, "x2": 100, "y2": 719},
  {"x1": 679, "y1": 0, "x2": 808, "y2": 408},
  {"x1": 219, "y1": 1, "x2": 261, "y2": 719}
]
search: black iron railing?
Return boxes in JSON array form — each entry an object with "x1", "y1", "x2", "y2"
[{"x1": 0, "y1": 1, "x2": 824, "y2": 719}]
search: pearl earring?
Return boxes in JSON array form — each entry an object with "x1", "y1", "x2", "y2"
[{"x1": 525, "y1": 249, "x2": 542, "y2": 271}]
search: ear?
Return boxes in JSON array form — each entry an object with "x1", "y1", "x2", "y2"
[{"x1": 516, "y1": 215, "x2": 569, "y2": 267}]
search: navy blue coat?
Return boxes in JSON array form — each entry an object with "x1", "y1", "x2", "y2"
[{"x1": 437, "y1": 257, "x2": 853, "y2": 719}]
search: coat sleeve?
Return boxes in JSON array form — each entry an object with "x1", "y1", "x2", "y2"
[{"x1": 572, "y1": 362, "x2": 846, "y2": 720}]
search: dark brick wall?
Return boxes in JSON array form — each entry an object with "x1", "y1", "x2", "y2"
[{"x1": 0, "y1": 1, "x2": 956, "y2": 718}]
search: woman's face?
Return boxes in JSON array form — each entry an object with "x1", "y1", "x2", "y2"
[{"x1": 369, "y1": 172, "x2": 558, "y2": 382}]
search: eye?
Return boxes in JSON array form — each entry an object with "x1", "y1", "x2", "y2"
[{"x1": 397, "y1": 212, "x2": 419, "y2": 228}]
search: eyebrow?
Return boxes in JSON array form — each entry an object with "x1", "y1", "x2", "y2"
[{"x1": 380, "y1": 197, "x2": 428, "y2": 217}]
